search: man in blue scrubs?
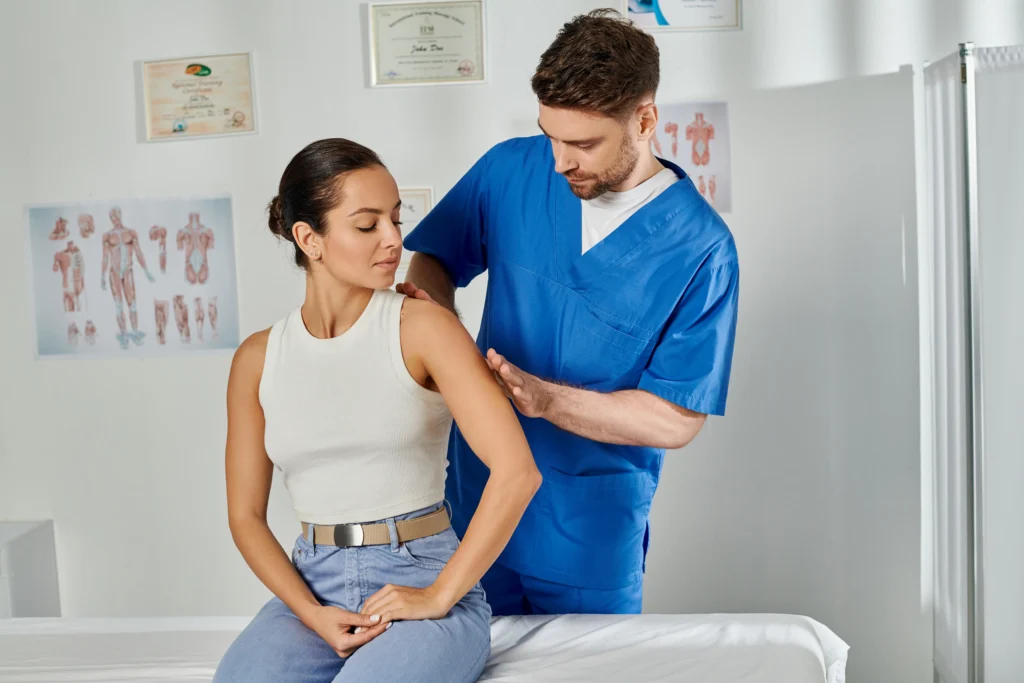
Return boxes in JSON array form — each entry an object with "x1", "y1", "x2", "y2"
[{"x1": 401, "y1": 9, "x2": 739, "y2": 615}]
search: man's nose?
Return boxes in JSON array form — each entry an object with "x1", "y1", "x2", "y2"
[{"x1": 552, "y1": 143, "x2": 576, "y2": 175}]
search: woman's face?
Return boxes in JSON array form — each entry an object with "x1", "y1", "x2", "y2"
[{"x1": 317, "y1": 165, "x2": 403, "y2": 289}]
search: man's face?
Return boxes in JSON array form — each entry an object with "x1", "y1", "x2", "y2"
[{"x1": 538, "y1": 104, "x2": 638, "y2": 200}]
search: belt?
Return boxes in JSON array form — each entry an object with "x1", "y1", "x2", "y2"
[{"x1": 300, "y1": 507, "x2": 450, "y2": 547}]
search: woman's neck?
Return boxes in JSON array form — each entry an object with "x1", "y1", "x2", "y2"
[{"x1": 300, "y1": 275, "x2": 374, "y2": 339}]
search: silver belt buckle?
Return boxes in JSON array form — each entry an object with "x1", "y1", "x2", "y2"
[{"x1": 333, "y1": 523, "x2": 364, "y2": 547}]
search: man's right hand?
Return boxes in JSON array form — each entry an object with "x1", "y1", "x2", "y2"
[
  {"x1": 306, "y1": 605, "x2": 390, "y2": 658},
  {"x1": 396, "y1": 281, "x2": 437, "y2": 305}
]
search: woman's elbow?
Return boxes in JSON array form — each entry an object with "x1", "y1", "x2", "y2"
[{"x1": 498, "y1": 461, "x2": 542, "y2": 502}]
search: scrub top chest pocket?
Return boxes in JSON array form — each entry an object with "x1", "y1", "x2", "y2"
[{"x1": 563, "y1": 304, "x2": 653, "y2": 390}]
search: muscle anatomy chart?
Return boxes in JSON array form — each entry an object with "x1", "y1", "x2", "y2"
[
  {"x1": 101, "y1": 207, "x2": 157, "y2": 349},
  {"x1": 52, "y1": 241, "x2": 86, "y2": 312},
  {"x1": 78, "y1": 214, "x2": 95, "y2": 239},
  {"x1": 177, "y1": 213, "x2": 214, "y2": 285},
  {"x1": 27, "y1": 195, "x2": 239, "y2": 358},
  {"x1": 149, "y1": 225, "x2": 168, "y2": 273},
  {"x1": 651, "y1": 101, "x2": 732, "y2": 213},
  {"x1": 154, "y1": 300, "x2": 169, "y2": 345}
]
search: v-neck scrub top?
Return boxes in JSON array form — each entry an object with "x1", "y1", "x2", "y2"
[{"x1": 403, "y1": 135, "x2": 740, "y2": 590}]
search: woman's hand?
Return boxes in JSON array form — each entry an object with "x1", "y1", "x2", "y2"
[
  {"x1": 360, "y1": 583, "x2": 454, "y2": 624},
  {"x1": 306, "y1": 605, "x2": 390, "y2": 658}
]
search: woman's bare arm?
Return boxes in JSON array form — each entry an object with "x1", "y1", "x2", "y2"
[
  {"x1": 361, "y1": 299, "x2": 541, "y2": 621},
  {"x1": 225, "y1": 332, "x2": 385, "y2": 656}
]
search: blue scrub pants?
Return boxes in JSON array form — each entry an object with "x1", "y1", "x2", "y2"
[{"x1": 482, "y1": 562, "x2": 644, "y2": 616}]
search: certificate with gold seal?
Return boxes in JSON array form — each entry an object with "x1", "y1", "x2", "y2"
[
  {"x1": 141, "y1": 53, "x2": 257, "y2": 141},
  {"x1": 369, "y1": 1, "x2": 486, "y2": 86}
]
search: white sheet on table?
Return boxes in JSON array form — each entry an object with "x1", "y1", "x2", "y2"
[{"x1": 0, "y1": 613, "x2": 848, "y2": 683}]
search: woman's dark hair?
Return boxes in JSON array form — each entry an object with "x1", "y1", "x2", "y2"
[{"x1": 268, "y1": 138, "x2": 384, "y2": 269}]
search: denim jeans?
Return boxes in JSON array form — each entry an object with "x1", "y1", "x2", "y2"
[{"x1": 213, "y1": 503, "x2": 491, "y2": 683}]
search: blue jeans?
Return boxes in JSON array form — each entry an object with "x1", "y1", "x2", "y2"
[
  {"x1": 482, "y1": 561, "x2": 644, "y2": 616},
  {"x1": 213, "y1": 504, "x2": 491, "y2": 683}
]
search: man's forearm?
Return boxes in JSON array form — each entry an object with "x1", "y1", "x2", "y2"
[
  {"x1": 406, "y1": 252, "x2": 457, "y2": 315},
  {"x1": 541, "y1": 384, "x2": 706, "y2": 450}
]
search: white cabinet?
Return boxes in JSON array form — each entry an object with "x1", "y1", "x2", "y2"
[{"x1": 0, "y1": 521, "x2": 60, "y2": 618}]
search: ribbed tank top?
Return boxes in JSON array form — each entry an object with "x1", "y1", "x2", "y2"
[{"x1": 258, "y1": 289, "x2": 452, "y2": 525}]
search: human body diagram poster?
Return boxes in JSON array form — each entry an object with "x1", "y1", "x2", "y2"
[
  {"x1": 26, "y1": 195, "x2": 239, "y2": 358},
  {"x1": 652, "y1": 101, "x2": 732, "y2": 213}
]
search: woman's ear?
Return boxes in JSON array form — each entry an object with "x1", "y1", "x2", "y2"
[{"x1": 292, "y1": 221, "x2": 321, "y2": 261}]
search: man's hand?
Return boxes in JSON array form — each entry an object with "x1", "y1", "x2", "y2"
[
  {"x1": 486, "y1": 349, "x2": 554, "y2": 419},
  {"x1": 305, "y1": 605, "x2": 390, "y2": 659},
  {"x1": 360, "y1": 583, "x2": 453, "y2": 624},
  {"x1": 396, "y1": 281, "x2": 436, "y2": 304}
]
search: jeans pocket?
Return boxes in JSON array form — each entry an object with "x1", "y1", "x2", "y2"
[{"x1": 397, "y1": 529, "x2": 458, "y2": 570}]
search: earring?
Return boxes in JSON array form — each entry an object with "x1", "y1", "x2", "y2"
[{"x1": 310, "y1": 250, "x2": 321, "y2": 262}]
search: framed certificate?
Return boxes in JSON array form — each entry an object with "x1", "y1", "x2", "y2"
[
  {"x1": 397, "y1": 186, "x2": 434, "y2": 278},
  {"x1": 140, "y1": 52, "x2": 258, "y2": 142},
  {"x1": 623, "y1": 0, "x2": 742, "y2": 32},
  {"x1": 369, "y1": 1, "x2": 486, "y2": 87}
]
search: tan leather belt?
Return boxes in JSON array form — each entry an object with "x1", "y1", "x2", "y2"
[{"x1": 300, "y1": 507, "x2": 450, "y2": 547}]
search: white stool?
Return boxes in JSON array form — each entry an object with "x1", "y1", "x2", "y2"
[{"x1": 0, "y1": 521, "x2": 61, "y2": 618}]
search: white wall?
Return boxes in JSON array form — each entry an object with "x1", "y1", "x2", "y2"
[{"x1": 3, "y1": 0, "x2": 1024, "y2": 681}]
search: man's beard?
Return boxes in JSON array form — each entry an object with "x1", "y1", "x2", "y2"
[{"x1": 563, "y1": 135, "x2": 639, "y2": 200}]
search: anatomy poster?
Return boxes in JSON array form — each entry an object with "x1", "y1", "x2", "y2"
[
  {"x1": 26, "y1": 195, "x2": 239, "y2": 358},
  {"x1": 652, "y1": 101, "x2": 732, "y2": 213}
]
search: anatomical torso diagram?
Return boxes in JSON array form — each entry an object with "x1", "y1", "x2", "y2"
[
  {"x1": 149, "y1": 225, "x2": 168, "y2": 273},
  {"x1": 685, "y1": 113, "x2": 715, "y2": 167},
  {"x1": 177, "y1": 213, "x2": 214, "y2": 285},
  {"x1": 49, "y1": 217, "x2": 69, "y2": 240},
  {"x1": 67, "y1": 322, "x2": 80, "y2": 346},
  {"x1": 52, "y1": 241, "x2": 86, "y2": 312},
  {"x1": 101, "y1": 207, "x2": 156, "y2": 349},
  {"x1": 78, "y1": 214, "x2": 95, "y2": 239},
  {"x1": 173, "y1": 295, "x2": 191, "y2": 343},
  {"x1": 194, "y1": 297, "x2": 205, "y2": 341},
  {"x1": 85, "y1": 320, "x2": 97, "y2": 345},
  {"x1": 708, "y1": 175, "x2": 717, "y2": 206},
  {"x1": 154, "y1": 300, "x2": 169, "y2": 345},
  {"x1": 208, "y1": 296, "x2": 218, "y2": 340}
]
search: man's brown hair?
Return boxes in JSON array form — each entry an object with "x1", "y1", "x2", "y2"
[{"x1": 531, "y1": 9, "x2": 660, "y2": 120}]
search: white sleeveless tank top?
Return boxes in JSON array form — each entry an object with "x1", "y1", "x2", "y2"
[{"x1": 259, "y1": 289, "x2": 452, "y2": 525}]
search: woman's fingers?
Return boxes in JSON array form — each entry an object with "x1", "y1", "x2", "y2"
[{"x1": 334, "y1": 621, "x2": 389, "y2": 657}]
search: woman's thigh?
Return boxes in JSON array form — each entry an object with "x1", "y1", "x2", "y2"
[
  {"x1": 335, "y1": 595, "x2": 491, "y2": 683},
  {"x1": 213, "y1": 598, "x2": 343, "y2": 683}
]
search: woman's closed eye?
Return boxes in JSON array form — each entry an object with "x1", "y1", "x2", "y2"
[{"x1": 358, "y1": 221, "x2": 401, "y2": 234}]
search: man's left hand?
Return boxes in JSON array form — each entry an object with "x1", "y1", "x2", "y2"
[{"x1": 486, "y1": 349, "x2": 554, "y2": 419}]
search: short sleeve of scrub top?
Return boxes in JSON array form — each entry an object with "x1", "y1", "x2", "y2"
[
  {"x1": 403, "y1": 150, "x2": 493, "y2": 288},
  {"x1": 637, "y1": 259, "x2": 739, "y2": 416}
]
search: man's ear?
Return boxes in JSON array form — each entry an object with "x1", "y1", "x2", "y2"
[{"x1": 637, "y1": 102, "x2": 659, "y2": 141}]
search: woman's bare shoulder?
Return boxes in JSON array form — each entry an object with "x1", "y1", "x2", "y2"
[
  {"x1": 399, "y1": 297, "x2": 466, "y2": 344},
  {"x1": 230, "y1": 328, "x2": 272, "y2": 381}
]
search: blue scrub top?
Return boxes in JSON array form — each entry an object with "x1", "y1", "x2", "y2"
[{"x1": 404, "y1": 135, "x2": 739, "y2": 590}]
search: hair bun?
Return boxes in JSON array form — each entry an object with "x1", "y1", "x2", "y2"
[{"x1": 267, "y1": 195, "x2": 288, "y2": 240}]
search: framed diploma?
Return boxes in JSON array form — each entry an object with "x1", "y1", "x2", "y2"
[
  {"x1": 397, "y1": 186, "x2": 434, "y2": 278},
  {"x1": 369, "y1": 1, "x2": 486, "y2": 87},
  {"x1": 624, "y1": 0, "x2": 742, "y2": 32},
  {"x1": 140, "y1": 52, "x2": 257, "y2": 142}
]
